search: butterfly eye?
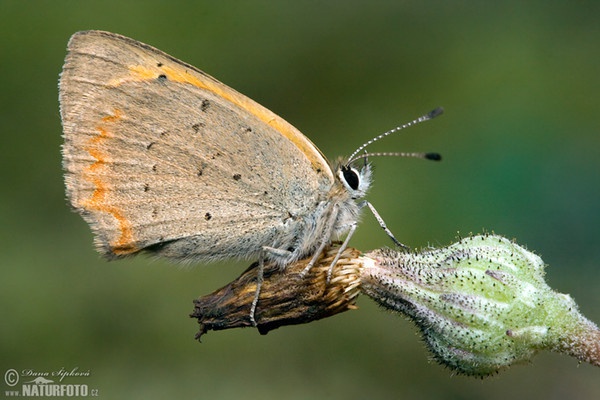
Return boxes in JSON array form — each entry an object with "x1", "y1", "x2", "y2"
[{"x1": 341, "y1": 166, "x2": 360, "y2": 191}]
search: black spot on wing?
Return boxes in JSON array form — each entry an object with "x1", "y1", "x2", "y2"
[
  {"x1": 201, "y1": 99, "x2": 210, "y2": 111},
  {"x1": 192, "y1": 123, "x2": 204, "y2": 133}
]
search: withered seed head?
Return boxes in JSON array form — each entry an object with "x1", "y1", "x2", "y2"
[{"x1": 191, "y1": 244, "x2": 362, "y2": 338}]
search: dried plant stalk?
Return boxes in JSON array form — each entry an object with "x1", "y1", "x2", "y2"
[{"x1": 191, "y1": 245, "x2": 361, "y2": 338}]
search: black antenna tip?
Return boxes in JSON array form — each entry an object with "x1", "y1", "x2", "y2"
[
  {"x1": 425, "y1": 152, "x2": 442, "y2": 161},
  {"x1": 428, "y1": 107, "x2": 444, "y2": 119}
]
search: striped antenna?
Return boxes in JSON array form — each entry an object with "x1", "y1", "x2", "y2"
[
  {"x1": 347, "y1": 107, "x2": 444, "y2": 164},
  {"x1": 350, "y1": 151, "x2": 442, "y2": 162}
]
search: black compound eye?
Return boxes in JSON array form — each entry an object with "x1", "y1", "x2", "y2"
[{"x1": 341, "y1": 166, "x2": 360, "y2": 190}]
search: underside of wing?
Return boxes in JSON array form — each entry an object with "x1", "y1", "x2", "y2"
[{"x1": 59, "y1": 31, "x2": 334, "y2": 261}]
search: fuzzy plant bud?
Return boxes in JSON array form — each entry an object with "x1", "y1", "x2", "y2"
[{"x1": 360, "y1": 234, "x2": 600, "y2": 376}]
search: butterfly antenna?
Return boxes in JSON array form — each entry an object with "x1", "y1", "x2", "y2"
[
  {"x1": 351, "y1": 151, "x2": 442, "y2": 162},
  {"x1": 348, "y1": 107, "x2": 444, "y2": 164}
]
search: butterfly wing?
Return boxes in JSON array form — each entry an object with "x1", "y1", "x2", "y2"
[{"x1": 60, "y1": 30, "x2": 334, "y2": 262}]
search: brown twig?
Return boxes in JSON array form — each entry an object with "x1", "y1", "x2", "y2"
[{"x1": 191, "y1": 245, "x2": 362, "y2": 338}]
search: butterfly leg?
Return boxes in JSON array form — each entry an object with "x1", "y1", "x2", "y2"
[
  {"x1": 300, "y1": 204, "x2": 341, "y2": 277},
  {"x1": 299, "y1": 235, "x2": 330, "y2": 277},
  {"x1": 359, "y1": 200, "x2": 409, "y2": 250},
  {"x1": 262, "y1": 246, "x2": 293, "y2": 258},
  {"x1": 325, "y1": 221, "x2": 357, "y2": 282},
  {"x1": 249, "y1": 251, "x2": 269, "y2": 327},
  {"x1": 250, "y1": 246, "x2": 297, "y2": 326}
]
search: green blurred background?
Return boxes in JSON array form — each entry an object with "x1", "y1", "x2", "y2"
[{"x1": 1, "y1": 1, "x2": 599, "y2": 399}]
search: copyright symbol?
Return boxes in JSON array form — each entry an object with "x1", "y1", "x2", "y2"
[{"x1": 4, "y1": 369, "x2": 19, "y2": 386}]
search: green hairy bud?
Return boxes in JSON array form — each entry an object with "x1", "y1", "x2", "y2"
[{"x1": 361, "y1": 234, "x2": 600, "y2": 376}]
